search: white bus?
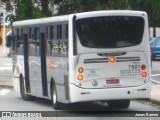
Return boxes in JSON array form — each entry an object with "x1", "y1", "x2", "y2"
[{"x1": 9, "y1": 10, "x2": 151, "y2": 110}]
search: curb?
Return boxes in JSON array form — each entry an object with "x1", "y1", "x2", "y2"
[
  {"x1": 150, "y1": 82, "x2": 160, "y2": 106},
  {"x1": 151, "y1": 79, "x2": 160, "y2": 84},
  {"x1": 150, "y1": 99, "x2": 160, "y2": 106},
  {"x1": 0, "y1": 85, "x2": 13, "y2": 89}
]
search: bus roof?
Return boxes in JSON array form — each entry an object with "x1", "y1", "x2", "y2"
[
  {"x1": 13, "y1": 10, "x2": 146, "y2": 27},
  {"x1": 13, "y1": 15, "x2": 69, "y2": 27}
]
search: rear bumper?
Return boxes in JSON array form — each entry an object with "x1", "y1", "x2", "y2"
[{"x1": 69, "y1": 81, "x2": 151, "y2": 103}]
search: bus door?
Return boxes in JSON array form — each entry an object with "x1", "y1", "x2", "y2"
[
  {"x1": 28, "y1": 27, "x2": 42, "y2": 96},
  {"x1": 39, "y1": 26, "x2": 48, "y2": 97},
  {"x1": 23, "y1": 34, "x2": 31, "y2": 94}
]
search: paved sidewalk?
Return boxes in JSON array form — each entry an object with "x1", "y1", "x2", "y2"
[
  {"x1": 151, "y1": 83, "x2": 160, "y2": 105},
  {"x1": 0, "y1": 46, "x2": 12, "y2": 88}
]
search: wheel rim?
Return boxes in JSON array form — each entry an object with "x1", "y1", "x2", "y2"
[
  {"x1": 22, "y1": 82, "x2": 24, "y2": 92},
  {"x1": 53, "y1": 86, "x2": 57, "y2": 105},
  {"x1": 21, "y1": 80, "x2": 25, "y2": 94}
]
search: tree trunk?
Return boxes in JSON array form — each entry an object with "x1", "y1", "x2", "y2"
[
  {"x1": 153, "y1": 20, "x2": 156, "y2": 37},
  {"x1": 40, "y1": 0, "x2": 50, "y2": 16}
]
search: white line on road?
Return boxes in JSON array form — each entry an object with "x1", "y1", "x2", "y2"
[
  {"x1": 151, "y1": 74, "x2": 160, "y2": 76},
  {"x1": 0, "y1": 89, "x2": 10, "y2": 96},
  {"x1": 4, "y1": 64, "x2": 12, "y2": 66},
  {"x1": 151, "y1": 79, "x2": 160, "y2": 84},
  {"x1": 0, "y1": 67, "x2": 12, "y2": 70}
]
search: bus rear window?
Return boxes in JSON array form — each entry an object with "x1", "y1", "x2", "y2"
[{"x1": 76, "y1": 16, "x2": 144, "y2": 48}]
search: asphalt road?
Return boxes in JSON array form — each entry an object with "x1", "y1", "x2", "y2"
[{"x1": 0, "y1": 87, "x2": 160, "y2": 119}]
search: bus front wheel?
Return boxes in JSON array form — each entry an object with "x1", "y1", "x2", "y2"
[
  {"x1": 20, "y1": 77, "x2": 33, "y2": 100},
  {"x1": 51, "y1": 84, "x2": 60, "y2": 110},
  {"x1": 107, "y1": 100, "x2": 130, "y2": 109}
]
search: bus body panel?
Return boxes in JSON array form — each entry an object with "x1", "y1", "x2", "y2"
[
  {"x1": 69, "y1": 81, "x2": 151, "y2": 102},
  {"x1": 29, "y1": 56, "x2": 43, "y2": 97},
  {"x1": 74, "y1": 52, "x2": 150, "y2": 89},
  {"x1": 12, "y1": 55, "x2": 24, "y2": 94},
  {"x1": 69, "y1": 11, "x2": 151, "y2": 103}
]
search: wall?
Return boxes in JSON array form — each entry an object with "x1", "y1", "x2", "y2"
[
  {"x1": 0, "y1": 27, "x2": 12, "y2": 46},
  {"x1": 150, "y1": 27, "x2": 160, "y2": 37}
]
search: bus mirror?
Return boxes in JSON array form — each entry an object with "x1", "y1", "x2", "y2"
[{"x1": 6, "y1": 35, "x2": 12, "y2": 47}]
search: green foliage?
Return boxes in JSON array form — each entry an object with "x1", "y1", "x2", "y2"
[
  {"x1": 15, "y1": 0, "x2": 46, "y2": 20},
  {"x1": 2, "y1": 0, "x2": 160, "y2": 30},
  {"x1": 15, "y1": 0, "x2": 33, "y2": 20},
  {"x1": 141, "y1": 0, "x2": 160, "y2": 20},
  {"x1": 107, "y1": 0, "x2": 131, "y2": 10},
  {"x1": 32, "y1": 7, "x2": 45, "y2": 18},
  {"x1": 53, "y1": 0, "x2": 131, "y2": 15},
  {"x1": 3, "y1": 0, "x2": 45, "y2": 21},
  {"x1": 5, "y1": 1, "x2": 13, "y2": 11}
]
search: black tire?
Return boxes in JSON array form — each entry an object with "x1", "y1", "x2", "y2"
[
  {"x1": 20, "y1": 77, "x2": 33, "y2": 100},
  {"x1": 51, "y1": 83, "x2": 60, "y2": 110},
  {"x1": 107, "y1": 100, "x2": 130, "y2": 109}
]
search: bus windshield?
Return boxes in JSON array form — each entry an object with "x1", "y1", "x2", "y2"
[{"x1": 76, "y1": 16, "x2": 144, "y2": 48}]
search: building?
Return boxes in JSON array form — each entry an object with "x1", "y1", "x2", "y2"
[{"x1": 0, "y1": 5, "x2": 12, "y2": 46}]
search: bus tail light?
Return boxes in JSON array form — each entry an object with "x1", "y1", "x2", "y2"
[
  {"x1": 141, "y1": 72, "x2": 147, "y2": 77},
  {"x1": 77, "y1": 75, "x2": 83, "y2": 80},
  {"x1": 16, "y1": 65, "x2": 20, "y2": 74},
  {"x1": 141, "y1": 64, "x2": 146, "y2": 70},
  {"x1": 78, "y1": 67, "x2": 84, "y2": 73},
  {"x1": 109, "y1": 57, "x2": 116, "y2": 63}
]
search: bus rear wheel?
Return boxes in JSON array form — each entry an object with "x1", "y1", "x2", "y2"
[
  {"x1": 107, "y1": 100, "x2": 130, "y2": 109},
  {"x1": 51, "y1": 84, "x2": 60, "y2": 110},
  {"x1": 20, "y1": 77, "x2": 33, "y2": 100}
]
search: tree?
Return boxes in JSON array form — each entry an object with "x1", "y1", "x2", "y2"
[
  {"x1": 53, "y1": 0, "x2": 130, "y2": 15},
  {"x1": 129, "y1": 0, "x2": 160, "y2": 37},
  {"x1": 1, "y1": 0, "x2": 13, "y2": 12},
  {"x1": 3, "y1": 0, "x2": 160, "y2": 37},
  {"x1": 2, "y1": 0, "x2": 45, "y2": 21},
  {"x1": 15, "y1": 0, "x2": 33, "y2": 20},
  {"x1": 40, "y1": 0, "x2": 52, "y2": 16}
]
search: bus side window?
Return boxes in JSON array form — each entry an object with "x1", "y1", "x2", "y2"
[
  {"x1": 16, "y1": 29, "x2": 19, "y2": 48},
  {"x1": 57, "y1": 25, "x2": 62, "y2": 40},
  {"x1": 16, "y1": 28, "x2": 23, "y2": 55},
  {"x1": 35, "y1": 27, "x2": 40, "y2": 56},
  {"x1": 46, "y1": 25, "x2": 54, "y2": 56},
  {"x1": 29, "y1": 27, "x2": 40, "y2": 56},
  {"x1": 50, "y1": 25, "x2": 60, "y2": 57},
  {"x1": 11, "y1": 29, "x2": 16, "y2": 52},
  {"x1": 15, "y1": 29, "x2": 23, "y2": 55},
  {"x1": 65, "y1": 24, "x2": 68, "y2": 39},
  {"x1": 59, "y1": 24, "x2": 68, "y2": 57}
]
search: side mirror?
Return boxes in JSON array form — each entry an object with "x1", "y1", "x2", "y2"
[{"x1": 6, "y1": 35, "x2": 12, "y2": 47}]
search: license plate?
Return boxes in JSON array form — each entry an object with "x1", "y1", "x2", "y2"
[{"x1": 106, "y1": 79, "x2": 119, "y2": 84}]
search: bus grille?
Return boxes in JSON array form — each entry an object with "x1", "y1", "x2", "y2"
[{"x1": 84, "y1": 57, "x2": 140, "y2": 63}]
